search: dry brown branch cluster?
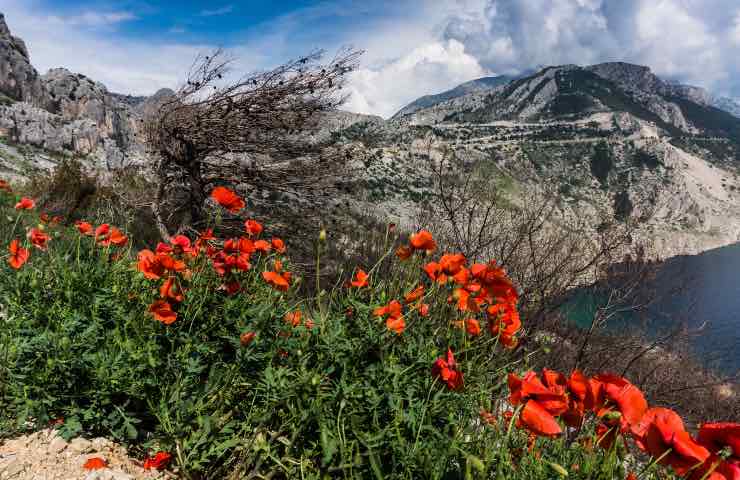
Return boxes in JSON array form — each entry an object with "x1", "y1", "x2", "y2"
[{"x1": 142, "y1": 48, "x2": 364, "y2": 240}]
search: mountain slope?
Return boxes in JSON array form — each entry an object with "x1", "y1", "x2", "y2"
[
  {"x1": 334, "y1": 62, "x2": 740, "y2": 258},
  {"x1": 392, "y1": 75, "x2": 515, "y2": 119}
]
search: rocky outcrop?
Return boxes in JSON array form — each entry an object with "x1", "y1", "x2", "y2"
[
  {"x1": 0, "y1": 13, "x2": 50, "y2": 108},
  {"x1": 0, "y1": 14, "x2": 144, "y2": 169}
]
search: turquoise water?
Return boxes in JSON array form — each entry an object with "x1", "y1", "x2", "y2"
[{"x1": 563, "y1": 242, "x2": 740, "y2": 374}]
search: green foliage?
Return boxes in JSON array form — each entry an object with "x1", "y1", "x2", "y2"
[
  {"x1": 613, "y1": 190, "x2": 633, "y2": 221},
  {"x1": 633, "y1": 149, "x2": 661, "y2": 170},
  {"x1": 0, "y1": 188, "x2": 677, "y2": 479},
  {"x1": 590, "y1": 142, "x2": 614, "y2": 187}
]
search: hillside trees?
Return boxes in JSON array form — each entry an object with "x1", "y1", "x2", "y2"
[{"x1": 142, "y1": 48, "x2": 363, "y2": 240}]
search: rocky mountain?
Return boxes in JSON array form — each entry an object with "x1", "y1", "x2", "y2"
[
  {"x1": 392, "y1": 75, "x2": 516, "y2": 119},
  {"x1": 335, "y1": 62, "x2": 740, "y2": 258},
  {"x1": 0, "y1": 13, "x2": 144, "y2": 178}
]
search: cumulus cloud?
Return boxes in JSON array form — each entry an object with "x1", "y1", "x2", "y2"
[
  {"x1": 441, "y1": 0, "x2": 740, "y2": 98},
  {"x1": 344, "y1": 39, "x2": 489, "y2": 117},
  {"x1": 732, "y1": 11, "x2": 740, "y2": 45}
]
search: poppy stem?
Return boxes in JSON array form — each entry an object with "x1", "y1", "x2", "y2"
[{"x1": 638, "y1": 447, "x2": 673, "y2": 478}]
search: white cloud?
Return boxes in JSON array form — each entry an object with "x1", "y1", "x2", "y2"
[
  {"x1": 732, "y1": 11, "x2": 740, "y2": 45},
  {"x1": 60, "y1": 11, "x2": 137, "y2": 27},
  {"x1": 0, "y1": 2, "x2": 212, "y2": 95},
  {"x1": 344, "y1": 39, "x2": 489, "y2": 118},
  {"x1": 199, "y1": 5, "x2": 234, "y2": 17}
]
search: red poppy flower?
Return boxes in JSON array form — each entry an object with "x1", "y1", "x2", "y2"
[
  {"x1": 409, "y1": 230, "x2": 437, "y2": 252},
  {"x1": 240, "y1": 331, "x2": 256, "y2": 346},
  {"x1": 254, "y1": 239, "x2": 271, "y2": 253},
  {"x1": 698, "y1": 423, "x2": 740, "y2": 459},
  {"x1": 263, "y1": 270, "x2": 290, "y2": 291},
  {"x1": 195, "y1": 228, "x2": 215, "y2": 252},
  {"x1": 211, "y1": 186, "x2": 245, "y2": 213},
  {"x1": 439, "y1": 253, "x2": 466, "y2": 274},
  {"x1": 423, "y1": 262, "x2": 447, "y2": 284},
  {"x1": 508, "y1": 371, "x2": 569, "y2": 416},
  {"x1": 633, "y1": 407, "x2": 710, "y2": 476},
  {"x1": 518, "y1": 399, "x2": 563, "y2": 437},
  {"x1": 404, "y1": 285, "x2": 425, "y2": 303},
  {"x1": 160, "y1": 277, "x2": 184, "y2": 302},
  {"x1": 285, "y1": 310, "x2": 303, "y2": 327},
  {"x1": 158, "y1": 253, "x2": 187, "y2": 273},
  {"x1": 562, "y1": 370, "x2": 600, "y2": 427},
  {"x1": 0, "y1": 179, "x2": 12, "y2": 192},
  {"x1": 245, "y1": 219, "x2": 263, "y2": 237},
  {"x1": 271, "y1": 237, "x2": 286, "y2": 253},
  {"x1": 14, "y1": 197, "x2": 35, "y2": 210},
  {"x1": 625, "y1": 473, "x2": 638, "y2": 480},
  {"x1": 149, "y1": 300, "x2": 177, "y2": 325},
  {"x1": 83, "y1": 457, "x2": 108, "y2": 470},
  {"x1": 464, "y1": 318, "x2": 481, "y2": 336},
  {"x1": 350, "y1": 269, "x2": 369, "y2": 288},
  {"x1": 432, "y1": 348, "x2": 464, "y2": 390},
  {"x1": 98, "y1": 227, "x2": 128, "y2": 247},
  {"x1": 480, "y1": 409, "x2": 497, "y2": 427},
  {"x1": 452, "y1": 267, "x2": 470, "y2": 285},
  {"x1": 155, "y1": 242, "x2": 173, "y2": 254},
  {"x1": 143, "y1": 451, "x2": 172, "y2": 471},
  {"x1": 471, "y1": 262, "x2": 518, "y2": 302},
  {"x1": 415, "y1": 302, "x2": 430, "y2": 317},
  {"x1": 220, "y1": 281, "x2": 241, "y2": 296},
  {"x1": 373, "y1": 300, "x2": 405, "y2": 334},
  {"x1": 7, "y1": 239, "x2": 30, "y2": 270},
  {"x1": 94, "y1": 224, "x2": 110, "y2": 240},
  {"x1": 373, "y1": 300, "x2": 402, "y2": 319},
  {"x1": 75, "y1": 221, "x2": 93, "y2": 236},
  {"x1": 488, "y1": 301, "x2": 521, "y2": 348},
  {"x1": 138, "y1": 250, "x2": 171, "y2": 280},
  {"x1": 593, "y1": 374, "x2": 648, "y2": 433},
  {"x1": 385, "y1": 315, "x2": 405, "y2": 334},
  {"x1": 395, "y1": 245, "x2": 413, "y2": 261},
  {"x1": 27, "y1": 228, "x2": 50, "y2": 250},
  {"x1": 451, "y1": 287, "x2": 483, "y2": 312},
  {"x1": 170, "y1": 235, "x2": 192, "y2": 254}
]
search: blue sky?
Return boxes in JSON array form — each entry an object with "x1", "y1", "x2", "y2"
[{"x1": 3, "y1": 0, "x2": 740, "y2": 118}]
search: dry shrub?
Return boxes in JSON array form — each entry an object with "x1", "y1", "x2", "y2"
[
  {"x1": 536, "y1": 312, "x2": 739, "y2": 424},
  {"x1": 23, "y1": 159, "x2": 161, "y2": 247}
]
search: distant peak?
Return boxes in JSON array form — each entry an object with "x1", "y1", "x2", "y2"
[{"x1": 0, "y1": 13, "x2": 9, "y2": 37}]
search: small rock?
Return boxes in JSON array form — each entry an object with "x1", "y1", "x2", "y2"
[
  {"x1": 0, "y1": 458, "x2": 26, "y2": 478},
  {"x1": 47, "y1": 436, "x2": 68, "y2": 454},
  {"x1": 69, "y1": 437, "x2": 93, "y2": 454},
  {"x1": 91, "y1": 437, "x2": 112, "y2": 452},
  {"x1": 110, "y1": 471, "x2": 134, "y2": 480}
]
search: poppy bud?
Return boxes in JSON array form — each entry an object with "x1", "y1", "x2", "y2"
[
  {"x1": 240, "y1": 331, "x2": 256, "y2": 346},
  {"x1": 318, "y1": 229, "x2": 327, "y2": 242},
  {"x1": 467, "y1": 454, "x2": 485, "y2": 473},
  {"x1": 547, "y1": 462, "x2": 569, "y2": 477},
  {"x1": 602, "y1": 411, "x2": 622, "y2": 422}
]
